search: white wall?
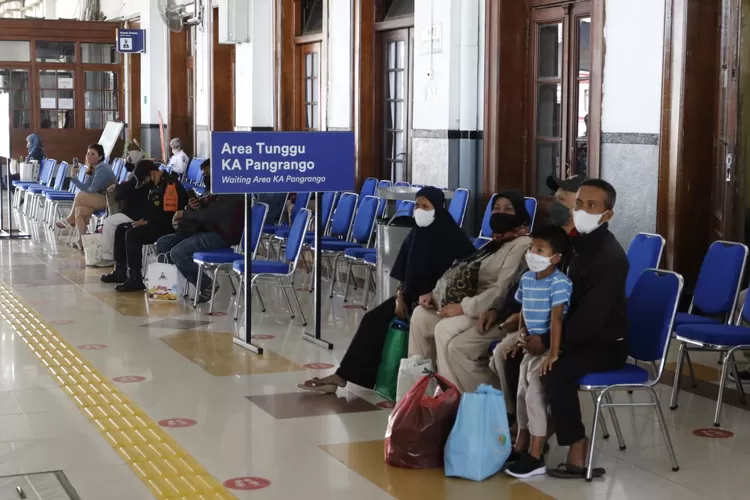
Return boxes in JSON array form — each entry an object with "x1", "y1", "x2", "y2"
[
  {"x1": 601, "y1": 0, "x2": 665, "y2": 133},
  {"x1": 53, "y1": 0, "x2": 81, "y2": 18},
  {"x1": 327, "y1": 0, "x2": 352, "y2": 129}
]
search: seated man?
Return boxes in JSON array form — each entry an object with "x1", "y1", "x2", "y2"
[
  {"x1": 155, "y1": 160, "x2": 245, "y2": 303},
  {"x1": 167, "y1": 138, "x2": 189, "y2": 177},
  {"x1": 539, "y1": 179, "x2": 629, "y2": 479},
  {"x1": 502, "y1": 225, "x2": 571, "y2": 479},
  {"x1": 101, "y1": 160, "x2": 188, "y2": 291}
]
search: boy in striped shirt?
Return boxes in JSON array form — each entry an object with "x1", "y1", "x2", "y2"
[{"x1": 504, "y1": 225, "x2": 572, "y2": 479}]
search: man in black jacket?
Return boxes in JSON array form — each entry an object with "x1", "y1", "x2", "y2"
[
  {"x1": 525, "y1": 179, "x2": 628, "y2": 479},
  {"x1": 101, "y1": 160, "x2": 188, "y2": 292}
]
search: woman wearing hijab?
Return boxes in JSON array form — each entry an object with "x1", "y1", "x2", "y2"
[
  {"x1": 297, "y1": 186, "x2": 476, "y2": 393},
  {"x1": 408, "y1": 191, "x2": 532, "y2": 382},
  {"x1": 9, "y1": 134, "x2": 45, "y2": 193}
]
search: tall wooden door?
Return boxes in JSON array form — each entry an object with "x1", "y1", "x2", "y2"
[
  {"x1": 212, "y1": 7, "x2": 235, "y2": 132},
  {"x1": 711, "y1": 0, "x2": 741, "y2": 241}
]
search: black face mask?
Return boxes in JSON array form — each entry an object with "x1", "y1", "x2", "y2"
[
  {"x1": 203, "y1": 175, "x2": 211, "y2": 191},
  {"x1": 550, "y1": 201, "x2": 571, "y2": 228},
  {"x1": 490, "y1": 213, "x2": 520, "y2": 235}
]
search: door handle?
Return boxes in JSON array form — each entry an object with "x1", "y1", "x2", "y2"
[{"x1": 726, "y1": 153, "x2": 734, "y2": 182}]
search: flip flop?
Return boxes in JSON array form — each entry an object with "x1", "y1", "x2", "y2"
[
  {"x1": 297, "y1": 380, "x2": 339, "y2": 394},
  {"x1": 547, "y1": 463, "x2": 605, "y2": 479}
]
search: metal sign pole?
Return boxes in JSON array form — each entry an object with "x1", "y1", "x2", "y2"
[
  {"x1": 0, "y1": 158, "x2": 30, "y2": 240},
  {"x1": 303, "y1": 192, "x2": 334, "y2": 350},
  {"x1": 233, "y1": 193, "x2": 263, "y2": 354}
]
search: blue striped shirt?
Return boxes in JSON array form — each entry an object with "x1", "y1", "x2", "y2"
[{"x1": 514, "y1": 269, "x2": 572, "y2": 335}]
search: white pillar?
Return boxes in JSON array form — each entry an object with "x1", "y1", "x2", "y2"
[
  {"x1": 326, "y1": 0, "x2": 352, "y2": 130},
  {"x1": 139, "y1": 0, "x2": 170, "y2": 157}
]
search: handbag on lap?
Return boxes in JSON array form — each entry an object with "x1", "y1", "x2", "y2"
[{"x1": 432, "y1": 260, "x2": 481, "y2": 310}]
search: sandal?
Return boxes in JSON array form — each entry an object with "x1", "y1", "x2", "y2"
[
  {"x1": 55, "y1": 221, "x2": 70, "y2": 229},
  {"x1": 547, "y1": 462, "x2": 606, "y2": 479},
  {"x1": 297, "y1": 379, "x2": 339, "y2": 394}
]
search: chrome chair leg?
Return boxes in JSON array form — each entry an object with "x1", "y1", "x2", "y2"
[
  {"x1": 685, "y1": 350, "x2": 698, "y2": 388},
  {"x1": 604, "y1": 393, "x2": 626, "y2": 450},
  {"x1": 278, "y1": 276, "x2": 295, "y2": 319},
  {"x1": 648, "y1": 386, "x2": 680, "y2": 471},
  {"x1": 729, "y1": 353, "x2": 747, "y2": 404},
  {"x1": 193, "y1": 264, "x2": 204, "y2": 308},
  {"x1": 714, "y1": 351, "x2": 731, "y2": 427},
  {"x1": 233, "y1": 275, "x2": 244, "y2": 320},
  {"x1": 343, "y1": 261, "x2": 353, "y2": 302},
  {"x1": 288, "y1": 276, "x2": 307, "y2": 326},
  {"x1": 207, "y1": 267, "x2": 220, "y2": 315},
  {"x1": 585, "y1": 393, "x2": 603, "y2": 482},
  {"x1": 591, "y1": 392, "x2": 610, "y2": 439},
  {"x1": 328, "y1": 253, "x2": 341, "y2": 298},
  {"x1": 362, "y1": 266, "x2": 373, "y2": 310},
  {"x1": 252, "y1": 278, "x2": 266, "y2": 312},
  {"x1": 670, "y1": 342, "x2": 686, "y2": 410}
]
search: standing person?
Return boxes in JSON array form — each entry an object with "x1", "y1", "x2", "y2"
[
  {"x1": 155, "y1": 160, "x2": 245, "y2": 303},
  {"x1": 536, "y1": 179, "x2": 628, "y2": 479},
  {"x1": 167, "y1": 138, "x2": 189, "y2": 177},
  {"x1": 101, "y1": 160, "x2": 188, "y2": 291},
  {"x1": 297, "y1": 187, "x2": 476, "y2": 393},
  {"x1": 502, "y1": 225, "x2": 571, "y2": 479},
  {"x1": 55, "y1": 144, "x2": 116, "y2": 245}
]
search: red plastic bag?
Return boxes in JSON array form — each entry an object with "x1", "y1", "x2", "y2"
[{"x1": 384, "y1": 373, "x2": 461, "y2": 468}]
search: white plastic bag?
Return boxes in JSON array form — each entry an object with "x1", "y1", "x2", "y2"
[
  {"x1": 19, "y1": 161, "x2": 39, "y2": 182},
  {"x1": 145, "y1": 255, "x2": 179, "y2": 301},
  {"x1": 81, "y1": 233, "x2": 102, "y2": 266},
  {"x1": 396, "y1": 355, "x2": 436, "y2": 403}
]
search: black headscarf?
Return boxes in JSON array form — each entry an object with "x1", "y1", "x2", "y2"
[
  {"x1": 390, "y1": 186, "x2": 476, "y2": 304},
  {"x1": 473, "y1": 190, "x2": 532, "y2": 257}
]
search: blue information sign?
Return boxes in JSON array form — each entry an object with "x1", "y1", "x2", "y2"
[
  {"x1": 211, "y1": 131, "x2": 355, "y2": 194},
  {"x1": 116, "y1": 29, "x2": 146, "y2": 54}
]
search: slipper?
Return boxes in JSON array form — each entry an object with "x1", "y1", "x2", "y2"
[
  {"x1": 547, "y1": 463, "x2": 605, "y2": 479},
  {"x1": 55, "y1": 221, "x2": 70, "y2": 229},
  {"x1": 297, "y1": 381, "x2": 338, "y2": 394}
]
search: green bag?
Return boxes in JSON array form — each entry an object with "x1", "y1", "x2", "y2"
[{"x1": 374, "y1": 320, "x2": 410, "y2": 401}]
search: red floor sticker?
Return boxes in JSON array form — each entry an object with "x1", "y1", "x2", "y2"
[
  {"x1": 78, "y1": 344, "x2": 107, "y2": 350},
  {"x1": 303, "y1": 363, "x2": 335, "y2": 370},
  {"x1": 251, "y1": 335, "x2": 275, "y2": 340},
  {"x1": 113, "y1": 376, "x2": 146, "y2": 383},
  {"x1": 158, "y1": 418, "x2": 197, "y2": 428},
  {"x1": 693, "y1": 428, "x2": 734, "y2": 438},
  {"x1": 376, "y1": 401, "x2": 395, "y2": 409},
  {"x1": 223, "y1": 477, "x2": 271, "y2": 491}
]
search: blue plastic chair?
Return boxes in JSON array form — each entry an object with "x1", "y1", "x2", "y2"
[
  {"x1": 394, "y1": 200, "x2": 415, "y2": 218},
  {"x1": 448, "y1": 188, "x2": 470, "y2": 227},
  {"x1": 394, "y1": 181, "x2": 410, "y2": 187},
  {"x1": 579, "y1": 269, "x2": 683, "y2": 481},
  {"x1": 183, "y1": 157, "x2": 205, "y2": 186},
  {"x1": 16, "y1": 159, "x2": 56, "y2": 211},
  {"x1": 358, "y1": 177, "x2": 378, "y2": 208},
  {"x1": 626, "y1": 233, "x2": 665, "y2": 298},
  {"x1": 191, "y1": 202, "x2": 269, "y2": 315},
  {"x1": 525, "y1": 197, "x2": 537, "y2": 230},
  {"x1": 302, "y1": 192, "x2": 358, "y2": 245},
  {"x1": 247, "y1": 208, "x2": 312, "y2": 324},
  {"x1": 263, "y1": 192, "x2": 311, "y2": 234},
  {"x1": 27, "y1": 161, "x2": 67, "y2": 220},
  {"x1": 272, "y1": 192, "x2": 337, "y2": 256},
  {"x1": 473, "y1": 193, "x2": 498, "y2": 248},
  {"x1": 46, "y1": 166, "x2": 88, "y2": 228}
]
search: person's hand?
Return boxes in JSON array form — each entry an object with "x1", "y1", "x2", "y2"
[
  {"x1": 132, "y1": 219, "x2": 147, "y2": 227},
  {"x1": 419, "y1": 293, "x2": 434, "y2": 309},
  {"x1": 394, "y1": 296, "x2": 408, "y2": 320},
  {"x1": 107, "y1": 184, "x2": 116, "y2": 193},
  {"x1": 503, "y1": 343, "x2": 522, "y2": 360},
  {"x1": 540, "y1": 352, "x2": 559, "y2": 375},
  {"x1": 188, "y1": 198, "x2": 200, "y2": 210},
  {"x1": 477, "y1": 309, "x2": 498, "y2": 334},
  {"x1": 439, "y1": 302, "x2": 463, "y2": 318},
  {"x1": 173, "y1": 210, "x2": 184, "y2": 222},
  {"x1": 500, "y1": 312, "x2": 521, "y2": 332}
]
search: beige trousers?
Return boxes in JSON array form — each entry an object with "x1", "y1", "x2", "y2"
[
  {"x1": 489, "y1": 331, "x2": 520, "y2": 413},
  {"x1": 408, "y1": 306, "x2": 513, "y2": 394},
  {"x1": 517, "y1": 352, "x2": 547, "y2": 436},
  {"x1": 66, "y1": 191, "x2": 106, "y2": 237}
]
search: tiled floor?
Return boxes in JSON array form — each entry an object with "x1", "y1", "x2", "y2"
[{"x1": 0, "y1": 213, "x2": 748, "y2": 499}]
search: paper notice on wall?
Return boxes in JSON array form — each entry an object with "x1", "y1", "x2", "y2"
[
  {"x1": 58, "y1": 77, "x2": 74, "y2": 89},
  {"x1": 58, "y1": 98, "x2": 74, "y2": 109},
  {"x1": 40, "y1": 97, "x2": 56, "y2": 109}
]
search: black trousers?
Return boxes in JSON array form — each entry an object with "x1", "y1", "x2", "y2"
[
  {"x1": 336, "y1": 296, "x2": 397, "y2": 389},
  {"x1": 542, "y1": 341, "x2": 628, "y2": 446},
  {"x1": 114, "y1": 222, "x2": 174, "y2": 271}
]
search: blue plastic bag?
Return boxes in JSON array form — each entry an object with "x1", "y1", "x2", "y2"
[{"x1": 443, "y1": 384, "x2": 512, "y2": 481}]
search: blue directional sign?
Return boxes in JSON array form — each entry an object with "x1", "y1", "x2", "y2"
[
  {"x1": 116, "y1": 29, "x2": 145, "y2": 54},
  {"x1": 211, "y1": 131, "x2": 356, "y2": 194}
]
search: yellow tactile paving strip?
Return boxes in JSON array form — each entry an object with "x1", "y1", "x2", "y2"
[{"x1": 0, "y1": 283, "x2": 236, "y2": 500}]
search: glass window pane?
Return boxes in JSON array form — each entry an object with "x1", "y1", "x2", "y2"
[
  {"x1": 388, "y1": 42, "x2": 396, "y2": 69},
  {"x1": 59, "y1": 89, "x2": 74, "y2": 100},
  {"x1": 396, "y1": 41, "x2": 405, "y2": 69},
  {"x1": 85, "y1": 71, "x2": 116, "y2": 90},
  {"x1": 302, "y1": 0, "x2": 323, "y2": 34},
  {"x1": 305, "y1": 79, "x2": 312, "y2": 102},
  {"x1": 35, "y1": 41, "x2": 76, "y2": 63},
  {"x1": 312, "y1": 78, "x2": 319, "y2": 102},
  {"x1": 312, "y1": 104, "x2": 319, "y2": 129},
  {"x1": 536, "y1": 83, "x2": 561, "y2": 137},
  {"x1": 0, "y1": 69, "x2": 8, "y2": 89},
  {"x1": 535, "y1": 141, "x2": 560, "y2": 194},
  {"x1": 312, "y1": 52, "x2": 319, "y2": 77},
  {"x1": 81, "y1": 43, "x2": 120, "y2": 64},
  {"x1": 395, "y1": 71, "x2": 404, "y2": 99},
  {"x1": 58, "y1": 72, "x2": 74, "y2": 89},
  {"x1": 538, "y1": 23, "x2": 562, "y2": 78},
  {"x1": 387, "y1": 102, "x2": 395, "y2": 129},
  {"x1": 85, "y1": 110, "x2": 103, "y2": 129},
  {"x1": 578, "y1": 18, "x2": 591, "y2": 73},
  {"x1": 0, "y1": 41, "x2": 31, "y2": 62},
  {"x1": 305, "y1": 54, "x2": 312, "y2": 77},
  {"x1": 394, "y1": 102, "x2": 403, "y2": 130},
  {"x1": 394, "y1": 132, "x2": 404, "y2": 158},
  {"x1": 39, "y1": 71, "x2": 57, "y2": 89},
  {"x1": 85, "y1": 90, "x2": 101, "y2": 109},
  {"x1": 12, "y1": 69, "x2": 29, "y2": 89},
  {"x1": 13, "y1": 110, "x2": 30, "y2": 129},
  {"x1": 387, "y1": 72, "x2": 396, "y2": 99},
  {"x1": 306, "y1": 104, "x2": 313, "y2": 129},
  {"x1": 385, "y1": 0, "x2": 415, "y2": 19}
]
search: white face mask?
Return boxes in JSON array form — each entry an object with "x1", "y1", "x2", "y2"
[
  {"x1": 573, "y1": 209, "x2": 605, "y2": 234},
  {"x1": 413, "y1": 208, "x2": 436, "y2": 227},
  {"x1": 525, "y1": 252, "x2": 553, "y2": 273},
  {"x1": 171, "y1": 148, "x2": 179, "y2": 155}
]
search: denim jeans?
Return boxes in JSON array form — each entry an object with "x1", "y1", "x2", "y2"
[{"x1": 155, "y1": 231, "x2": 230, "y2": 289}]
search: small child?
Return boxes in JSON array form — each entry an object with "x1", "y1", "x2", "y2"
[{"x1": 504, "y1": 225, "x2": 572, "y2": 479}]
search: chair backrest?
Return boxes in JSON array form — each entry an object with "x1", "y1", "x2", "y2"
[
  {"x1": 51, "y1": 161, "x2": 68, "y2": 190},
  {"x1": 111, "y1": 158, "x2": 124, "y2": 177},
  {"x1": 395, "y1": 200, "x2": 415, "y2": 217},
  {"x1": 358, "y1": 177, "x2": 378, "y2": 207},
  {"x1": 479, "y1": 193, "x2": 499, "y2": 238},
  {"x1": 43, "y1": 160, "x2": 58, "y2": 187},
  {"x1": 448, "y1": 188, "x2": 470, "y2": 227},
  {"x1": 328, "y1": 192, "x2": 358, "y2": 238},
  {"x1": 185, "y1": 157, "x2": 204, "y2": 184},
  {"x1": 38, "y1": 159, "x2": 55, "y2": 184},
  {"x1": 351, "y1": 195, "x2": 380, "y2": 244},
  {"x1": 118, "y1": 164, "x2": 129, "y2": 182},
  {"x1": 250, "y1": 202, "x2": 269, "y2": 259},
  {"x1": 525, "y1": 197, "x2": 538, "y2": 229},
  {"x1": 627, "y1": 270, "x2": 683, "y2": 370},
  {"x1": 626, "y1": 233, "x2": 665, "y2": 298},
  {"x1": 690, "y1": 241, "x2": 748, "y2": 319},
  {"x1": 291, "y1": 193, "x2": 311, "y2": 223},
  {"x1": 377, "y1": 179, "x2": 392, "y2": 189},
  {"x1": 319, "y1": 191, "x2": 337, "y2": 233},
  {"x1": 394, "y1": 181, "x2": 410, "y2": 187},
  {"x1": 285, "y1": 208, "x2": 312, "y2": 267},
  {"x1": 412, "y1": 184, "x2": 424, "y2": 189}
]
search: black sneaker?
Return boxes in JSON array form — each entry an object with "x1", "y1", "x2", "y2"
[
  {"x1": 505, "y1": 449, "x2": 523, "y2": 466},
  {"x1": 729, "y1": 370, "x2": 750, "y2": 383},
  {"x1": 504, "y1": 453, "x2": 546, "y2": 479}
]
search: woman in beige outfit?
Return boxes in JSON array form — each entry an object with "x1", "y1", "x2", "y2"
[{"x1": 408, "y1": 191, "x2": 531, "y2": 387}]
